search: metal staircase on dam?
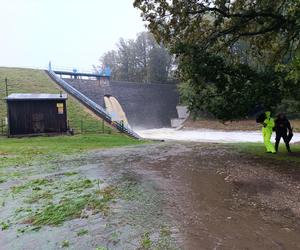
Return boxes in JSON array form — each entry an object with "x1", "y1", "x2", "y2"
[{"x1": 46, "y1": 69, "x2": 140, "y2": 139}]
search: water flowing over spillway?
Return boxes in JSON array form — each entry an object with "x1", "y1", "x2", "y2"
[
  {"x1": 137, "y1": 128, "x2": 300, "y2": 143},
  {"x1": 104, "y1": 95, "x2": 129, "y2": 125}
]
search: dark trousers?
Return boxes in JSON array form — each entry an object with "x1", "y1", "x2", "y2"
[{"x1": 275, "y1": 132, "x2": 291, "y2": 152}]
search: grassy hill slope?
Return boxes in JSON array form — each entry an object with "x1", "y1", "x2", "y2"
[{"x1": 0, "y1": 67, "x2": 109, "y2": 133}]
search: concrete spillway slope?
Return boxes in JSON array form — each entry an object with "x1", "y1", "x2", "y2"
[
  {"x1": 64, "y1": 79, "x2": 180, "y2": 129},
  {"x1": 46, "y1": 71, "x2": 140, "y2": 138}
]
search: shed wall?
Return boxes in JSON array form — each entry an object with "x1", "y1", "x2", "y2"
[{"x1": 7, "y1": 100, "x2": 67, "y2": 135}]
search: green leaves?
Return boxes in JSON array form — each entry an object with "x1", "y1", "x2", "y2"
[
  {"x1": 100, "y1": 32, "x2": 176, "y2": 84},
  {"x1": 178, "y1": 49, "x2": 282, "y2": 120},
  {"x1": 134, "y1": 0, "x2": 300, "y2": 120}
]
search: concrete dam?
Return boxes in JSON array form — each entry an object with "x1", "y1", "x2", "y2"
[{"x1": 63, "y1": 78, "x2": 180, "y2": 129}]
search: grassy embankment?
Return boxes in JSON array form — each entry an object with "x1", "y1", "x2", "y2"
[
  {"x1": 0, "y1": 67, "x2": 119, "y2": 133},
  {"x1": 0, "y1": 67, "x2": 145, "y2": 168}
]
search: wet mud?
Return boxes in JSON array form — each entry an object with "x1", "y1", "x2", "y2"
[{"x1": 1, "y1": 142, "x2": 300, "y2": 249}]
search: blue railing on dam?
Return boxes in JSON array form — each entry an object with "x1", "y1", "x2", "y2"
[
  {"x1": 49, "y1": 65, "x2": 111, "y2": 78},
  {"x1": 46, "y1": 69, "x2": 140, "y2": 139}
]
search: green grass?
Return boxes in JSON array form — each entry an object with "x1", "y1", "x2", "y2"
[
  {"x1": 11, "y1": 175, "x2": 118, "y2": 227},
  {"x1": 0, "y1": 133, "x2": 144, "y2": 168},
  {"x1": 12, "y1": 178, "x2": 52, "y2": 193},
  {"x1": 30, "y1": 194, "x2": 111, "y2": 226},
  {"x1": 77, "y1": 228, "x2": 89, "y2": 236},
  {"x1": 61, "y1": 240, "x2": 70, "y2": 248},
  {"x1": 232, "y1": 142, "x2": 300, "y2": 164},
  {"x1": 0, "y1": 67, "x2": 110, "y2": 133},
  {"x1": 24, "y1": 190, "x2": 53, "y2": 204}
]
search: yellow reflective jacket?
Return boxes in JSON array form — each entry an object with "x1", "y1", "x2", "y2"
[{"x1": 263, "y1": 111, "x2": 275, "y2": 132}]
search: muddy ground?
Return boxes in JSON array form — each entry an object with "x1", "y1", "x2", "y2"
[
  {"x1": 182, "y1": 118, "x2": 300, "y2": 132},
  {"x1": 1, "y1": 142, "x2": 300, "y2": 249}
]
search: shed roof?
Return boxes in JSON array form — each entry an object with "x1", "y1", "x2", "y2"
[{"x1": 6, "y1": 93, "x2": 68, "y2": 101}]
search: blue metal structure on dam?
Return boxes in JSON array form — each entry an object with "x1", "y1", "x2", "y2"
[{"x1": 49, "y1": 64, "x2": 111, "y2": 80}]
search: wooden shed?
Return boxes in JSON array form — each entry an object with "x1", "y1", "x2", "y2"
[{"x1": 6, "y1": 93, "x2": 68, "y2": 136}]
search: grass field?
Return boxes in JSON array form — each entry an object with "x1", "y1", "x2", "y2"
[
  {"x1": 232, "y1": 142, "x2": 300, "y2": 164},
  {"x1": 0, "y1": 67, "x2": 111, "y2": 133},
  {"x1": 0, "y1": 133, "x2": 145, "y2": 169},
  {"x1": 0, "y1": 67, "x2": 145, "y2": 170}
]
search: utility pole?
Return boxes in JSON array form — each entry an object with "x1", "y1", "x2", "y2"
[{"x1": 5, "y1": 77, "x2": 8, "y2": 97}]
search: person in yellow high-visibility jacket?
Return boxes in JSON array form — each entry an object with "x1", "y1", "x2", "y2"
[{"x1": 262, "y1": 111, "x2": 276, "y2": 153}]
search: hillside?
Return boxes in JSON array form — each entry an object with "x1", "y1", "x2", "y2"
[{"x1": 0, "y1": 67, "x2": 110, "y2": 133}]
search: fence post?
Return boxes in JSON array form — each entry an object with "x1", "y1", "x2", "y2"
[
  {"x1": 102, "y1": 119, "x2": 104, "y2": 134},
  {"x1": 5, "y1": 78, "x2": 8, "y2": 97},
  {"x1": 121, "y1": 120, "x2": 124, "y2": 133},
  {"x1": 1, "y1": 119, "x2": 3, "y2": 136},
  {"x1": 81, "y1": 119, "x2": 83, "y2": 134}
]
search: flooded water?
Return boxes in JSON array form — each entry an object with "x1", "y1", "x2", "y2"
[
  {"x1": 137, "y1": 128, "x2": 300, "y2": 143},
  {"x1": 2, "y1": 143, "x2": 300, "y2": 249}
]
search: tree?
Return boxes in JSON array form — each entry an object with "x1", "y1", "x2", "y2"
[
  {"x1": 100, "y1": 32, "x2": 176, "y2": 83},
  {"x1": 134, "y1": 0, "x2": 299, "y2": 60},
  {"x1": 134, "y1": 0, "x2": 300, "y2": 120},
  {"x1": 148, "y1": 47, "x2": 171, "y2": 83}
]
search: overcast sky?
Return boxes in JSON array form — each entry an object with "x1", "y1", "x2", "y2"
[{"x1": 0, "y1": 0, "x2": 146, "y2": 69}]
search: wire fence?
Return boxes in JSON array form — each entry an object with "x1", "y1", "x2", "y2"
[
  {"x1": 0, "y1": 118, "x2": 113, "y2": 137},
  {"x1": 68, "y1": 119, "x2": 112, "y2": 135},
  {"x1": 0, "y1": 118, "x2": 8, "y2": 136}
]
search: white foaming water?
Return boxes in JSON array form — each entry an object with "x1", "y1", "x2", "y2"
[{"x1": 137, "y1": 128, "x2": 300, "y2": 143}]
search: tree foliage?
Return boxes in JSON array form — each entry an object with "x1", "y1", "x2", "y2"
[
  {"x1": 134, "y1": 0, "x2": 300, "y2": 120},
  {"x1": 178, "y1": 46, "x2": 282, "y2": 119},
  {"x1": 100, "y1": 32, "x2": 176, "y2": 84}
]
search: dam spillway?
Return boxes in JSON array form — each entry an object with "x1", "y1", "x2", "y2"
[
  {"x1": 63, "y1": 79, "x2": 180, "y2": 129},
  {"x1": 104, "y1": 95, "x2": 129, "y2": 125}
]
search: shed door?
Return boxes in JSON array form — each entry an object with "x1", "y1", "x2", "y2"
[{"x1": 32, "y1": 113, "x2": 45, "y2": 133}]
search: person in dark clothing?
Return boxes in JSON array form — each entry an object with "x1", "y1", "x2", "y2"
[{"x1": 275, "y1": 113, "x2": 293, "y2": 152}]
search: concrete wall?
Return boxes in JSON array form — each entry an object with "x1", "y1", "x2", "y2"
[
  {"x1": 176, "y1": 106, "x2": 189, "y2": 119},
  {"x1": 63, "y1": 79, "x2": 180, "y2": 129}
]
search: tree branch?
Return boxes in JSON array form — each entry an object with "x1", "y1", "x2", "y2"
[{"x1": 187, "y1": 6, "x2": 286, "y2": 22}]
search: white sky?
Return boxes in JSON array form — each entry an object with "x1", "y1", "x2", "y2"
[{"x1": 0, "y1": 0, "x2": 146, "y2": 69}]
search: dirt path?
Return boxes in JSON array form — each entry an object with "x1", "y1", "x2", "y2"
[
  {"x1": 182, "y1": 118, "x2": 300, "y2": 132},
  {"x1": 1, "y1": 142, "x2": 300, "y2": 249}
]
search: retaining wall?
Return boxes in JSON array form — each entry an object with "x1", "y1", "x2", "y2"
[{"x1": 63, "y1": 79, "x2": 180, "y2": 129}]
